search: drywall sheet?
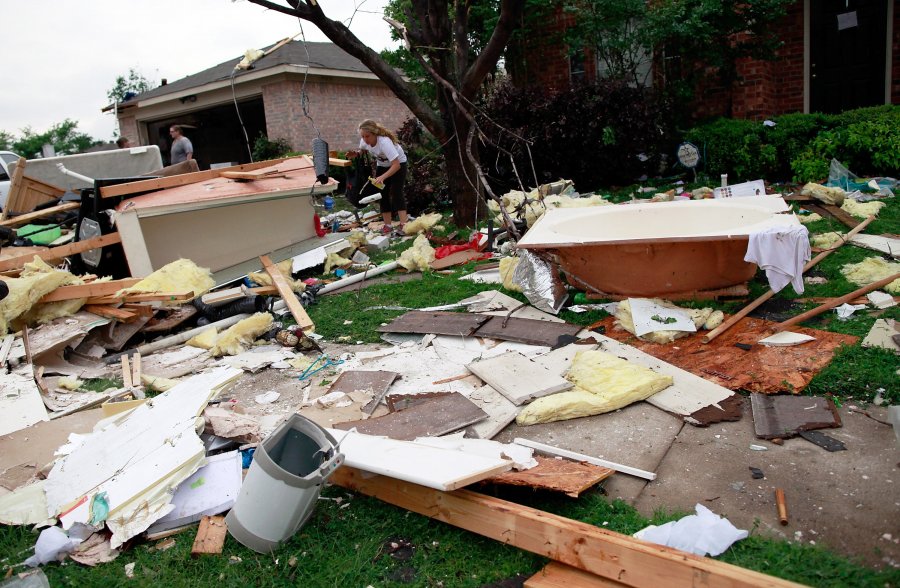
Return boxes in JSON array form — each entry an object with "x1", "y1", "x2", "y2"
[
  {"x1": 324, "y1": 429, "x2": 513, "y2": 491},
  {"x1": 588, "y1": 333, "x2": 739, "y2": 426},
  {"x1": 466, "y1": 385, "x2": 520, "y2": 440},
  {"x1": 377, "y1": 311, "x2": 489, "y2": 337},
  {"x1": 44, "y1": 367, "x2": 242, "y2": 548},
  {"x1": 329, "y1": 370, "x2": 399, "y2": 396},
  {"x1": 861, "y1": 319, "x2": 900, "y2": 354},
  {"x1": 473, "y1": 315, "x2": 582, "y2": 346},
  {"x1": 850, "y1": 234, "x2": 900, "y2": 258},
  {"x1": 750, "y1": 394, "x2": 841, "y2": 440},
  {"x1": 466, "y1": 352, "x2": 573, "y2": 406},
  {"x1": 333, "y1": 392, "x2": 487, "y2": 440},
  {"x1": 27, "y1": 312, "x2": 110, "y2": 360},
  {"x1": 0, "y1": 369, "x2": 50, "y2": 436},
  {"x1": 142, "y1": 345, "x2": 212, "y2": 379},
  {"x1": 484, "y1": 455, "x2": 614, "y2": 497},
  {"x1": 464, "y1": 290, "x2": 566, "y2": 323},
  {"x1": 593, "y1": 316, "x2": 857, "y2": 393}
]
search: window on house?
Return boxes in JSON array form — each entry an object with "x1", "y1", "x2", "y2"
[{"x1": 570, "y1": 51, "x2": 586, "y2": 83}]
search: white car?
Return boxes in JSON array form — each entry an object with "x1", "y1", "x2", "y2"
[{"x1": 0, "y1": 150, "x2": 23, "y2": 211}]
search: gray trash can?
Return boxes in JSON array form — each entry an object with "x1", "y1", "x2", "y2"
[{"x1": 225, "y1": 414, "x2": 344, "y2": 553}]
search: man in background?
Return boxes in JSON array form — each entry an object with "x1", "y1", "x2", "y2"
[
  {"x1": 169, "y1": 125, "x2": 193, "y2": 164},
  {"x1": 116, "y1": 136, "x2": 131, "y2": 149}
]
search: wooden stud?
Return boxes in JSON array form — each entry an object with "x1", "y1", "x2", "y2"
[
  {"x1": 132, "y1": 352, "x2": 141, "y2": 387},
  {"x1": 259, "y1": 254, "x2": 314, "y2": 331},
  {"x1": 0, "y1": 233, "x2": 122, "y2": 272},
  {"x1": 39, "y1": 278, "x2": 142, "y2": 303},
  {"x1": 330, "y1": 467, "x2": 804, "y2": 588},
  {"x1": 121, "y1": 355, "x2": 132, "y2": 388},
  {"x1": 191, "y1": 515, "x2": 228, "y2": 556},
  {"x1": 0, "y1": 202, "x2": 81, "y2": 228},
  {"x1": 0, "y1": 158, "x2": 27, "y2": 221},
  {"x1": 525, "y1": 562, "x2": 630, "y2": 587},
  {"x1": 83, "y1": 305, "x2": 138, "y2": 322}
]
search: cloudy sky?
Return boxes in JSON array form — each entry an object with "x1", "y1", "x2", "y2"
[{"x1": 0, "y1": 0, "x2": 395, "y2": 144}]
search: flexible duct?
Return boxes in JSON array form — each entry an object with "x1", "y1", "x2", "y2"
[{"x1": 193, "y1": 294, "x2": 267, "y2": 323}]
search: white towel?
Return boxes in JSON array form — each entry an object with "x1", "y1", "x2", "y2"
[{"x1": 744, "y1": 225, "x2": 811, "y2": 294}]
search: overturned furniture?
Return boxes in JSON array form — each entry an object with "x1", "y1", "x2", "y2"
[{"x1": 516, "y1": 196, "x2": 799, "y2": 298}]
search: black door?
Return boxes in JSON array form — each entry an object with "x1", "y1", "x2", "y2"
[{"x1": 810, "y1": 0, "x2": 888, "y2": 113}]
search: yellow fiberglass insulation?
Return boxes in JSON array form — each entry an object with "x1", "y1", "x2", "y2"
[
  {"x1": 119, "y1": 259, "x2": 214, "y2": 303},
  {"x1": 186, "y1": 327, "x2": 218, "y2": 350},
  {"x1": 840, "y1": 257, "x2": 900, "y2": 294},
  {"x1": 210, "y1": 313, "x2": 274, "y2": 357},
  {"x1": 811, "y1": 231, "x2": 845, "y2": 250},
  {"x1": 57, "y1": 377, "x2": 83, "y2": 391},
  {"x1": 323, "y1": 252, "x2": 352, "y2": 274},
  {"x1": 516, "y1": 350, "x2": 672, "y2": 425},
  {"x1": 398, "y1": 234, "x2": 435, "y2": 272},
  {"x1": 841, "y1": 198, "x2": 884, "y2": 219},
  {"x1": 347, "y1": 230, "x2": 367, "y2": 249},
  {"x1": 0, "y1": 257, "x2": 82, "y2": 335},
  {"x1": 403, "y1": 212, "x2": 443, "y2": 235},
  {"x1": 614, "y1": 299, "x2": 720, "y2": 344},
  {"x1": 141, "y1": 374, "x2": 178, "y2": 392},
  {"x1": 15, "y1": 258, "x2": 88, "y2": 329},
  {"x1": 249, "y1": 258, "x2": 306, "y2": 293},
  {"x1": 797, "y1": 212, "x2": 823, "y2": 224},
  {"x1": 498, "y1": 256, "x2": 523, "y2": 292},
  {"x1": 801, "y1": 183, "x2": 845, "y2": 206}
]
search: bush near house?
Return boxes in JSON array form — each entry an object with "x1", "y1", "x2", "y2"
[
  {"x1": 396, "y1": 118, "x2": 451, "y2": 215},
  {"x1": 685, "y1": 105, "x2": 900, "y2": 183}
]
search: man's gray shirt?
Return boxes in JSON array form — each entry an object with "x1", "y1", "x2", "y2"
[{"x1": 171, "y1": 136, "x2": 193, "y2": 164}]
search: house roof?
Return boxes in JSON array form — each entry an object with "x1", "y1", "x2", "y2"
[{"x1": 123, "y1": 40, "x2": 373, "y2": 105}]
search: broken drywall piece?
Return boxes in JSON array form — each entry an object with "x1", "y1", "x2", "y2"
[
  {"x1": 204, "y1": 406, "x2": 260, "y2": 443},
  {"x1": 758, "y1": 332, "x2": 816, "y2": 346},
  {"x1": 0, "y1": 368, "x2": 50, "y2": 436},
  {"x1": 461, "y1": 290, "x2": 565, "y2": 323},
  {"x1": 26, "y1": 312, "x2": 110, "y2": 361},
  {"x1": 628, "y1": 298, "x2": 697, "y2": 337},
  {"x1": 750, "y1": 394, "x2": 841, "y2": 440},
  {"x1": 412, "y1": 436, "x2": 538, "y2": 470},
  {"x1": 850, "y1": 234, "x2": 900, "y2": 259},
  {"x1": 333, "y1": 392, "x2": 487, "y2": 440},
  {"x1": 867, "y1": 291, "x2": 897, "y2": 309},
  {"x1": 0, "y1": 481, "x2": 54, "y2": 526},
  {"x1": 531, "y1": 341, "x2": 599, "y2": 377},
  {"x1": 465, "y1": 385, "x2": 519, "y2": 440},
  {"x1": 323, "y1": 428, "x2": 512, "y2": 491},
  {"x1": 220, "y1": 345, "x2": 295, "y2": 372},
  {"x1": 861, "y1": 319, "x2": 900, "y2": 354},
  {"x1": 467, "y1": 351, "x2": 574, "y2": 406},
  {"x1": 141, "y1": 345, "x2": 212, "y2": 379},
  {"x1": 43, "y1": 367, "x2": 242, "y2": 548}
]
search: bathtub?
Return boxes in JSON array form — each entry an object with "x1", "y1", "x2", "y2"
[{"x1": 515, "y1": 196, "x2": 800, "y2": 297}]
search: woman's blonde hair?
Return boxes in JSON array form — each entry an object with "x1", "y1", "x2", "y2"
[{"x1": 358, "y1": 119, "x2": 398, "y2": 144}]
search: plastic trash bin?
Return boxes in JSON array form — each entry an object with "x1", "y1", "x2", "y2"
[{"x1": 225, "y1": 414, "x2": 344, "y2": 553}]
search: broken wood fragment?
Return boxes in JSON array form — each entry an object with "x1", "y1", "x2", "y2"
[
  {"x1": 260, "y1": 254, "x2": 314, "y2": 331},
  {"x1": 0, "y1": 233, "x2": 122, "y2": 272},
  {"x1": 514, "y1": 438, "x2": 656, "y2": 481},
  {"x1": 191, "y1": 515, "x2": 228, "y2": 556},
  {"x1": 525, "y1": 561, "x2": 630, "y2": 587},
  {"x1": 0, "y1": 202, "x2": 80, "y2": 228},
  {"x1": 39, "y1": 278, "x2": 143, "y2": 303},
  {"x1": 82, "y1": 305, "x2": 138, "y2": 322}
]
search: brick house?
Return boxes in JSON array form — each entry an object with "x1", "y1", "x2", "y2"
[
  {"x1": 511, "y1": 0, "x2": 898, "y2": 120},
  {"x1": 108, "y1": 41, "x2": 412, "y2": 170}
]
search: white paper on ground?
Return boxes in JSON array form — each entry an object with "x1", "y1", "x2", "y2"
[
  {"x1": 628, "y1": 298, "x2": 696, "y2": 337},
  {"x1": 24, "y1": 526, "x2": 83, "y2": 567},
  {"x1": 634, "y1": 504, "x2": 748, "y2": 556},
  {"x1": 460, "y1": 269, "x2": 502, "y2": 284},
  {"x1": 758, "y1": 331, "x2": 816, "y2": 346},
  {"x1": 835, "y1": 303, "x2": 867, "y2": 319},
  {"x1": 867, "y1": 291, "x2": 897, "y2": 309}
]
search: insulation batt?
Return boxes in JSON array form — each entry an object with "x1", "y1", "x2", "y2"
[
  {"x1": 249, "y1": 258, "x2": 305, "y2": 293},
  {"x1": 186, "y1": 327, "x2": 218, "y2": 350},
  {"x1": 517, "y1": 350, "x2": 672, "y2": 425},
  {"x1": 498, "y1": 257, "x2": 523, "y2": 292},
  {"x1": 57, "y1": 377, "x2": 83, "y2": 391},
  {"x1": 615, "y1": 299, "x2": 724, "y2": 344},
  {"x1": 119, "y1": 258, "x2": 215, "y2": 303},
  {"x1": 811, "y1": 231, "x2": 845, "y2": 250},
  {"x1": 841, "y1": 198, "x2": 884, "y2": 219},
  {"x1": 797, "y1": 212, "x2": 823, "y2": 224},
  {"x1": 487, "y1": 184, "x2": 610, "y2": 228},
  {"x1": 323, "y1": 252, "x2": 352, "y2": 274},
  {"x1": 0, "y1": 257, "x2": 82, "y2": 335},
  {"x1": 397, "y1": 234, "x2": 436, "y2": 272},
  {"x1": 209, "y1": 313, "x2": 274, "y2": 357},
  {"x1": 403, "y1": 212, "x2": 443, "y2": 235},
  {"x1": 801, "y1": 183, "x2": 845, "y2": 206},
  {"x1": 840, "y1": 257, "x2": 900, "y2": 294}
]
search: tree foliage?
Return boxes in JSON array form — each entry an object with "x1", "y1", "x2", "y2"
[
  {"x1": 0, "y1": 119, "x2": 98, "y2": 157},
  {"x1": 107, "y1": 68, "x2": 155, "y2": 104}
]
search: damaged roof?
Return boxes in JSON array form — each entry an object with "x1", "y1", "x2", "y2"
[{"x1": 119, "y1": 41, "x2": 373, "y2": 106}]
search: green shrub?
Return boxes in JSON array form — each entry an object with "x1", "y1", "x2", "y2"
[
  {"x1": 684, "y1": 118, "x2": 771, "y2": 181},
  {"x1": 251, "y1": 133, "x2": 293, "y2": 161}
]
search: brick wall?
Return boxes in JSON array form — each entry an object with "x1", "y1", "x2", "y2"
[
  {"x1": 117, "y1": 114, "x2": 139, "y2": 145},
  {"x1": 262, "y1": 78, "x2": 413, "y2": 151},
  {"x1": 509, "y1": 6, "x2": 596, "y2": 90}
]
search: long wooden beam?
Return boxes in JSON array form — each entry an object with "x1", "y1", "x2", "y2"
[
  {"x1": 0, "y1": 233, "x2": 122, "y2": 272},
  {"x1": 260, "y1": 255, "x2": 314, "y2": 331},
  {"x1": 0, "y1": 202, "x2": 80, "y2": 228},
  {"x1": 330, "y1": 467, "x2": 806, "y2": 588},
  {"x1": 39, "y1": 278, "x2": 142, "y2": 303}
]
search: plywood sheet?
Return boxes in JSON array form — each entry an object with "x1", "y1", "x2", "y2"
[
  {"x1": 333, "y1": 392, "x2": 487, "y2": 440},
  {"x1": 473, "y1": 315, "x2": 582, "y2": 346},
  {"x1": 329, "y1": 370, "x2": 399, "y2": 397},
  {"x1": 466, "y1": 352, "x2": 573, "y2": 406},
  {"x1": 594, "y1": 316, "x2": 857, "y2": 393},
  {"x1": 378, "y1": 311, "x2": 489, "y2": 337},
  {"x1": 325, "y1": 429, "x2": 513, "y2": 491},
  {"x1": 749, "y1": 394, "x2": 841, "y2": 440},
  {"x1": 485, "y1": 456, "x2": 614, "y2": 497}
]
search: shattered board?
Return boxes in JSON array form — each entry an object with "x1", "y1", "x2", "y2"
[
  {"x1": 473, "y1": 315, "x2": 582, "y2": 346},
  {"x1": 750, "y1": 394, "x2": 842, "y2": 440},
  {"x1": 483, "y1": 455, "x2": 614, "y2": 497},
  {"x1": 328, "y1": 370, "x2": 399, "y2": 396},
  {"x1": 0, "y1": 370, "x2": 49, "y2": 436},
  {"x1": 594, "y1": 316, "x2": 857, "y2": 393},
  {"x1": 377, "y1": 311, "x2": 489, "y2": 337},
  {"x1": 466, "y1": 351, "x2": 573, "y2": 405},
  {"x1": 333, "y1": 392, "x2": 487, "y2": 440}
]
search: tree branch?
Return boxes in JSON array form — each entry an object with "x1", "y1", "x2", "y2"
[{"x1": 461, "y1": 0, "x2": 524, "y2": 98}]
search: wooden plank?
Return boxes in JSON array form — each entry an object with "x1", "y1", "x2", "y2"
[
  {"x1": 328, "y1": 157, "x2": 352, "y2": 167},
  {"x1": 333, "y1": 392, "x2": 487, "y2": 440},
  {"x1": 260, "y1": 254, "x2": 314, "y2": 331},
  {"x1": 40, "y1": 278, "x2": 142, "y2": 303},
  {"x1": 803, "y1": 202, "x2": 859, "y2": 229},
  {"x1": 220, "y1": 170, "x2": 288, "y2": 181},
  {"x1": 121, "y1": 356, "x2": 133, "y2": 388},
  {"x1": 526, "y1": 562, "x2": 630, "y2": 588},
  {"x1": 0, "y1": 202, "x2": 80, "y2": 228},
  {"x1": 86, "y1": 291, "x2": 193, "y2": 305},
  {"x1": 190, "y1": 515, "x2": 227, "y2": 556},
  {"x1": 467, "y1": 351, "x2": 573, "y2": 406},
  {"x1": 0, "y1": 158, "x2": 27, "y2": 221},
  {"x1": 0, "y1": 233, "x2": 122, "y2": 272},
  {"x1": 99, "y1": 158, "x2": 289, "y2": 198},
  {"x1": 331, "y1": 467, "x2": 805, "y2": 588},
  {"x1": 429, "y1": 249, "x2": 485, "y2": 270},
  {"x1": 377, "y1": 311, "x2": 489, "y2": 337},
  {"x1": 473, "y1": 315, "x2": 582, "y2": 346},
  {"x1": 83, "y1": 305, "x2": 137, "y2": 322}
]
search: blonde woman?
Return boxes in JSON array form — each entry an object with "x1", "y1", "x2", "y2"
[{"x1": 358, "y1": 120, "x2": 408, "y2": 234}]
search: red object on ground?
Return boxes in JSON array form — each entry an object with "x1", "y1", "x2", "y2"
[
  {"x1": 434, "y1": 233, "x2": 488, "y2": 260},
  {"x1": 313, "y1": 213, "x2": 327, "y2": 237}
]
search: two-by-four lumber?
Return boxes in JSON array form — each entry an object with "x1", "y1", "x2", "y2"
[
  {"x1": 86, "y1": 291, "x2": 193, "y2": 305},
  {"x1": 39, "y1": 278, "x2": 142, "y2": 303},
  {"x1": 83, "y1": 304, "x2": 138, "y2": 322},
  {"x1": 0, "y1": 233, "x2": 122, "y2": 272},
  {"x1": 330, "y1": 467, "x2": 806, "y2": 588},
  {"x1": 191, "y1": 515, "x2": 228, "y2": 556},
  {"x1": 526, "y1": 562, "x2": 630, "y2": 587},
  {"x1": 259, "y1": 254, "x2": 314, "y2": 331},
  {"x1": 0, "y1": 158, "x2": 27, "y2": 221},
  {"x1": 98, "y1": 158, "x2": 290, "y2": 199},
  {"x1": 0, "y1": 202, "x2": 81, "y2": 228}
]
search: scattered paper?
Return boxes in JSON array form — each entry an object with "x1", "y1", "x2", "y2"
[
  {"x1": 254, "y1": 391, "x2": 280, "y2": 405},
  {"x1": 634, "y1": 504, "x2": 748, "y2": 556},
  {"x1": 628, "y1": 298, "x2": 696, "y2": 337},
  {"x1": 835, "y1": 303, "x2": 867, "y2": 320},
  {"x1": 758, "y1": 332, "x2": 815, "y2": 347},
  {"x1": 24, "y1": 526, "x2": 82, "y2": 567}
]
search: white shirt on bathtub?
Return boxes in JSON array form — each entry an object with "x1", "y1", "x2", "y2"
[{"x1": 744, "y1": 225, "x2": 811, "y2": 294}]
